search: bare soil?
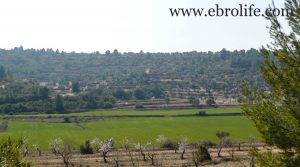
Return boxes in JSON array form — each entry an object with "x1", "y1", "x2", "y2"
[{"x1": 28, "y1": 147, "x2": 262, "y2": 167}]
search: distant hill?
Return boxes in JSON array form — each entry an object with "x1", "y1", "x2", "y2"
[{"x1": 0, "y1": 47, "x2": 264, "y2": 93}]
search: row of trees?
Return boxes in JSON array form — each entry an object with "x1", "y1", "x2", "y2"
[{"x1": 2, "y1": 131, "x2": 247, "y2": 167}]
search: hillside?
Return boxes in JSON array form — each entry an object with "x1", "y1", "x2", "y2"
[{"x1": 0, "y1": 47, "x2": 265, "y2": 113}]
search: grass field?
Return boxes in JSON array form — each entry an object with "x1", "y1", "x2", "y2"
[
  {"x1": 0, "y1": 107, "x2": 260, "y2": 150},
  {"x1": 4, "y1": 106, "x2": 242, "y2": 117}
]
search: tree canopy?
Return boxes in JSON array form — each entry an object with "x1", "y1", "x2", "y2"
[{"x1": 241, "y1": 0, "x2": 300, "y2": 166}]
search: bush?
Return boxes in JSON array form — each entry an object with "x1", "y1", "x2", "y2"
[
  {"x1": 0, "y1": 137, "x2": 33, "y2": 166},
  {"x1": 103, "y1": 102, "x2": 113, "y2": 109},
  {"x1": 80, "y1": 140, "x2": 94, "y2": 154},
  {"x1": 0, "y1": 121, "x2": 8, "y2": 132},
  {"x1": 196, "y1": 111, "x2": 206, "y2": 116},
  {"x1": 135, "y1": 103, "x2": 144, "y2": 109},
  {"x1": 192, "y1": 145, "x2": 212, "y2": 166},
  {"x1": 199, "y1": 140, "x2": 216, "y2": 147},
  {"x1": 160, "y1": 139, "x2": 178, "y2": 150},
  {"x1": 63, "y1": 117, "x2": 71, "y2": 123}
]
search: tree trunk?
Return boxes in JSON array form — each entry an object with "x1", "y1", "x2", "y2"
[
  {"x1": 63, "y1": 157, "x2": 69, "y2": 167},
  {"x1": 149, "y1": 154, "x2": 155, "y2": 166},
  {"x1": 250, "y1": 157, "x2": 255, "y2": 167},
  {"x1": 103, "y1": 152, "x2": 107, "y2": 163},
  {"x1": 141, "y1": 151, "x2": 146, "y2": 161},
  {"x1": 114, "y1": 159, "x2": 119, "y2": 167},
  {"x1": 180, "y1": 149, "x2": 185, "y2": 160},
  {"x1": 217, "y1": 147, "x2": 222, "y2": 157},
  {"x1": 38, "y1": 149, "x2": 42, "y2": 156}
]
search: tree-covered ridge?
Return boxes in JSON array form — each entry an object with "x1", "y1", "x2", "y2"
[
  {"x1": 0, "y1": 48, "x2": 265, "y2": 113},
  {"x1": 0, "y1": 47, "x2": 264, "y2": 92}
]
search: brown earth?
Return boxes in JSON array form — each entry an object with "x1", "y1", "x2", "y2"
[{"x1": 27, "y1": 146, "x2": 268, "y2": 167}]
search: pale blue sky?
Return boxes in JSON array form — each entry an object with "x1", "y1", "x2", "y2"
[{"x1": 0, "y1": 0, "x2": 287, "y2": 53}]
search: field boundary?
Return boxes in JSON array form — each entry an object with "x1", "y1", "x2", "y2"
[{"x1": 1, "y1": 112, "x2": 242, "y2": 123}]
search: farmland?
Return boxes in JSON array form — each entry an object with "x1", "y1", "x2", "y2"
[{"x1": 0, "y1": 107, "x2": 259, "y2": 150}]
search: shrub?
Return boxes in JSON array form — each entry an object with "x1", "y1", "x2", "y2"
[
  {"x1": 135, "y1": 103, "x2": 144, "y2": 109},
  {"x1": 0, "y1": 137, "x2": 33, "y2": 166},
  {"x1": 80, "y1": 140, "x2": 94, "y2": 154},
  {"x1": 196, "y1": 111, "x2": 206, "y2": 116},
  {"x1": 160, "y1": 139, "x2": 178, "y2": 150},
  {"x1": 0, "y1": 121, "x2": 8, "y2": 132},
  {"x1": 63, "y1": 117, "x2": 71, "y2": 123},
  {"x1": 199, "y1": 140, "x2": 216, "y2": 147},
  {"x1": 192, "y1": 145, "x2": 212, "y2": 167}
]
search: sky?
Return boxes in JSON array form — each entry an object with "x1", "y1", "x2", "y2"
[{"x1": 0, "y1": 0, "x2": 287, "y2": 53}]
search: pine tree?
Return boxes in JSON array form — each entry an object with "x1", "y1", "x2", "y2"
[
  {"x1": 241, "y1": 0, "x2": 300, "y2": 166},
  {"x1": 72, "y1": 82, "x2": 80, "y2": 93},
  {"x1": 0, "y1": 66, "x2": 6, "y2": 81},
  {"x1": 55, "y1": 95, "x2": 65, "y2": 113}
]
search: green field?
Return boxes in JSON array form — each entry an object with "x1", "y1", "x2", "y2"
[
  {"x1": 0, "y1": 107, "x2": 259, "y2": 150},
  {"x1": 4, "y1": 106, "x2": 242, "y2": 117}
]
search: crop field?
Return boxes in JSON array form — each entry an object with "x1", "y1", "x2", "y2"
[
  {"x1": 0, "y1": 107, "x2": 259, "y2": 150},
  {"x1": 5, "y1": 106, "x2": 242, "y2": 117}
]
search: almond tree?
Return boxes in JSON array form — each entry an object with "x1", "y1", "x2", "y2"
[
  {"x1": 135, "y1": 143, "x2": 147, "y2": 161},
  {"x1": 216, "y1": 131, "x2": 230, "y2": 157},
  {"x1": 100, "y1": 138, "x2": 113, "y2": 163},
  {"x1": 178, "y1": 138, "x2": 188, "y2": 159},
  {"x1": 49, "y1": 138, "x2": 72, "y2": 167},
  {"x1": 123, "y1": 137, "x2": 136, "y2": 166},
  {"x1": 91, "y1": 137, "x2": 113, "y2": 163}
]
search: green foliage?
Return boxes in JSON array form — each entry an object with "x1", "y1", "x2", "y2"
[
  {"x1": 0, "y1": 137, "x2": 33, "y2": 167},
  {"x1": 192, "y1": 145, "x2": 211, "y2": 166},
  {"x1": 134, "y1": 89, "x2": 146, "y2": 100},
  {"x1": 0, "y1": 47, "x2": 263, "y2": 95},
  {"x1": 0, "y1": 108, "x2": 259, "y2": 150},
  {"x1": 249, "y1": 148, "x2": 284, "y2": 167},
  {"x1": 241, "y1": 0, "x2": 300, "y2": 166},
  {"x1": 80, "y1": 140, "x2": 94, "y2": 154},
  {"x1": 55, "y1": 95, "x2": 65, "y2": 113},
  {"x1": 63, "y1": 117, "x2": 71, "y2": 123},
  {"x1": 113, "y1": 89, "x2": 132, "y2": 100},
  {"x1": 206, "y1": 96, "x2": 215, "y2": 107},
  {"x1": 188, "y1": 96, "x2": 199, "y2": 107},
  {"x1": 216, "y1": 131, "x2": 229, "y2": 139},
  {"x1": 0, "y1": 80, "x2": 53, "y2": 114},
  {"x1": 196, "y1": 111, "x2": 206, "y2": 116},
  {"x1": 0, "y1": 66, "x2": 6, "y2": 81},
  {"x1": 72, "y1": 82, "x2": 80, "y2": 93},
  {"x1": 156, "y1": 135, "x2": 178, "y2": 150}
]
